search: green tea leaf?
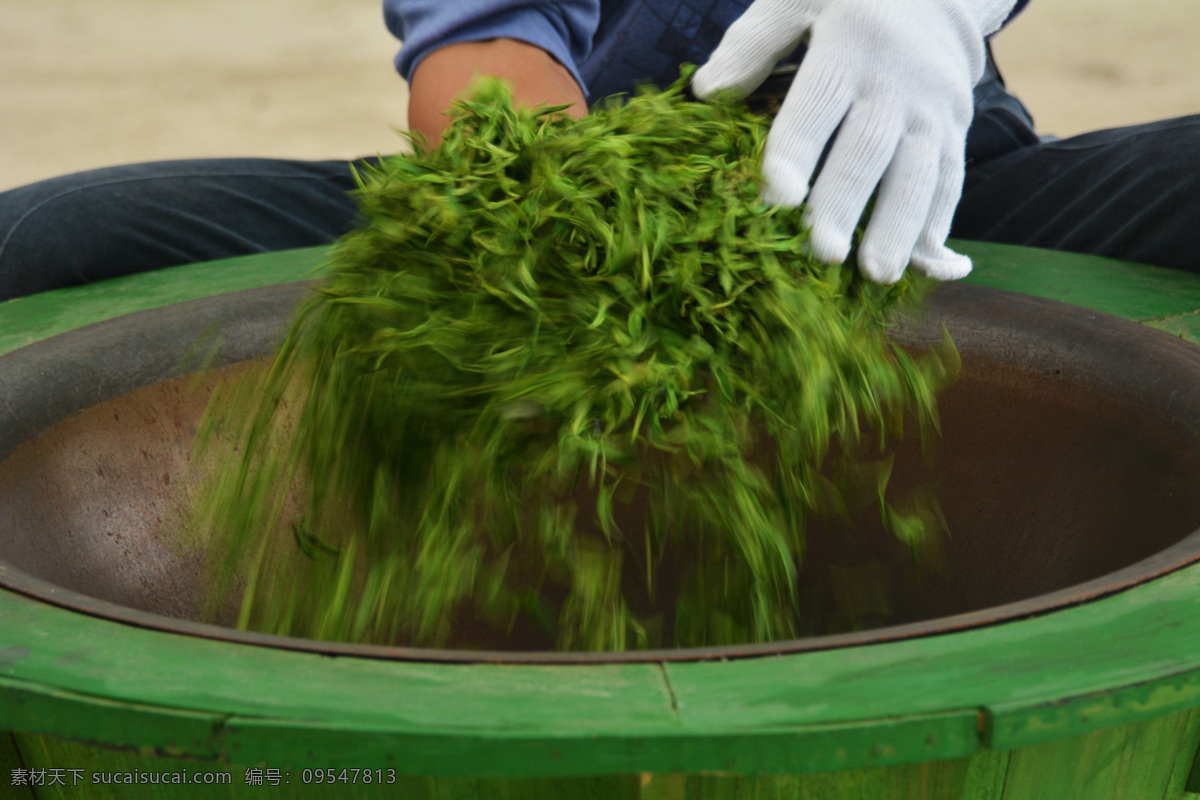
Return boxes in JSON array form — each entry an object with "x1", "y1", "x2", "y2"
[{"x1": 190, "y1": 71, "x2": 956, "y2": 653}]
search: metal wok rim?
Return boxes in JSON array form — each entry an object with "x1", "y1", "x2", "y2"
[{"x1": 2, "y1": 281, "x2": 1200, "y2": 665}]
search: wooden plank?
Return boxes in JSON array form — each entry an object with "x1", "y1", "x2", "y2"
[
  {"x1": 0, "y1": 678, "x2": 226, "y2": 761},
  {"x1": 960, "y1": 748, "x2": 1009, "y2": 800},
  {"x1": 999, "y1": 709, "x2": 1197, "y2": 800},
  {"x1": 1107, "y1": 712, "x2": 1194, "y2": 800},
  {"x1": 17, "y1": 725, "x2": 1200, "y2": 800},
  {"x1": 1174, "y1": 707, "x2": 1200, "y2": 797},
  {"x1": 766, "y1": 757, "x2": 971, "y2": 800},
  {"x1": 0, "y1": 730, "x2": 37, "y2": 800},
  {"x1": 1002, "y1": 727, "x2": 1124, "y2": 800},
  {"x1": 17, "y1": 732, "x2": 644, "y2": 799},
  {"x1": 956, "y1": 239, "x2": 1200, "y2": 323},
  {"x1": 0, "y1": 589, "x2": 677, "y2": 739},
  {"x1": 7, "y1": 558, "x2": 1200, "y2": 776},
  {"x1": 6, "y1": 734, "x2": 1024, "y2": 800},
  {"x1": 664, "y1": 566, "x2": 1200, "y2": 755},
  {"x1": 224, "y1": 709, "x2": 980, "y2": 777},
  {"x1": 666, "y1": 755, "x2": 993, "y2": 800},
  {"x1": 985, "y1": 667, "x2": 1200, "y2": 752}
]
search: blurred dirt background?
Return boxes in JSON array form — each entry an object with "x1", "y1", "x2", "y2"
[{"x1": 2, "y1": 0, "x2": 1199, "y2": 191}]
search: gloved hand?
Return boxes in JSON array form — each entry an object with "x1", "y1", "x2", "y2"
[{"x1": 693, "y1": 0, "x2": 1018, "y2": 284}]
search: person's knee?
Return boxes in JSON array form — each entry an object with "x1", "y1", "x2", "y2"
[
  {"x1": 0, "y1": 169, "x2": 168, "y2": 300},
  {"x1": 0, "y1": 159, "x2": 364, "y2": 301}
]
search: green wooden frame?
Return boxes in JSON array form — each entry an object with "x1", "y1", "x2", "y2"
[{"x1": 2, "y1": 241, "x2": 1200, "y2": 778}]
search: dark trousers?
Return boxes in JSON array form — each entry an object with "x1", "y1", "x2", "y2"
[
  {"x1": 3, "y1": 116, "x2": 1200, "y2": 303},
  {"x1": 956, "y1": 115, "x2": 1200, "y2": 270}
]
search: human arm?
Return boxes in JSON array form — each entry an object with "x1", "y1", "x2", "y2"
[
  {"x1": 382, "y1": 1, "x2": 598, "y2": 146},
  {"x1": 409, "y1": 38, "x2": 586, "y2": 146}
]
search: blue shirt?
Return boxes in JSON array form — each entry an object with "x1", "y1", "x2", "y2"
[{"x1": 383, "y1": 0, "x2": 1031, "y2": 105}]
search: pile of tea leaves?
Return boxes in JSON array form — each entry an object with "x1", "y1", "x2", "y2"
[{"x1": 190, "y1": 71, "x2": 956, "y2": 652}]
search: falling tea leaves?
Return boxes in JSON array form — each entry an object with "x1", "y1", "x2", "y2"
[{"x1": 190, "y1": 71, "x2": 957, "y2": 652}]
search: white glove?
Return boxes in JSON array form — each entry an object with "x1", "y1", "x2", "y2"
[{"x1": 693, "y1": 0, "x2": 1018, "y2": 284}]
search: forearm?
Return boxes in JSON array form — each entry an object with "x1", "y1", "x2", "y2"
[{"x1": 408, "y1": 38, "x2": 587, "y2": 146}]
